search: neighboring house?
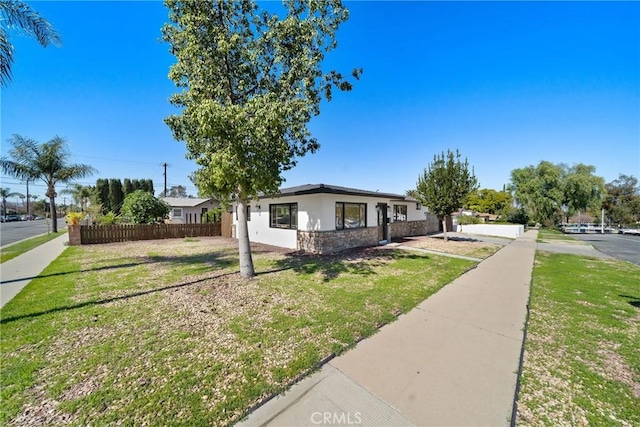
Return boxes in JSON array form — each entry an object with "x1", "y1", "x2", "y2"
[
  {"x1": 161, "y1": 197, "x2": 220, "y2": 224},
  {"x1": 232, "y1": 184, "x2": 440, "y2": 254}
]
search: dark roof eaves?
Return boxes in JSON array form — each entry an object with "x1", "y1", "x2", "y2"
[{"x1": 260, "y1": 184, "x2": 409, "y2": 200}]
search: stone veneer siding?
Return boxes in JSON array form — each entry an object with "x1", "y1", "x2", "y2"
[
  {"x1": 389, "y1": 218, "x2": 440, "y2": 241},
  {"x1": 297, "y1": 227, "x2": 379, "y2": 254}
]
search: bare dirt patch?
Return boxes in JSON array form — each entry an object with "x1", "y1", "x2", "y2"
[
  {"x1": 588, "y1": 342, "x2": 640, "y2": 399},
  {"x1": 397, "y1": 235, "x2": 503, "y2": 258}
]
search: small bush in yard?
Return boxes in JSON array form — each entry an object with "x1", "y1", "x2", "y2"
[{"x1": 120, "y1": 190, "x2": 170, "y2": 224}]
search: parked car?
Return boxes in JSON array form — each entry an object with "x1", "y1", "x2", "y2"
[
  {"x1": 619, "y1": 228, "x2": 640, "y2": 236},
  {"x1": 5, "y1": 214, "x2": 21, "y2": 222}
]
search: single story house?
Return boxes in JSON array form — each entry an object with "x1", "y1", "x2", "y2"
[
  {"x1": 232, "y1": 184, "x2": 440, "y2": 253},
  {"x1": 161, "y1": 197, "x2": 220, "y2": 224}
]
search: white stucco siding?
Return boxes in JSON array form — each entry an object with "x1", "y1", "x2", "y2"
[
  {"x1": 245, "y1": 203, "x2": 298, "y2": 249},
  {"x1": 235, "y1": 193, "x2": 424, "y2": 249},
  {"x1": 407, "y1": 203, "x2": 427, "y2": 222},
  {"x1": 169, "y1": 200, "x2": 220, "y2": 224},
  {"x1": 297, "y1": 195, "x2": 326, "y2": 231}
]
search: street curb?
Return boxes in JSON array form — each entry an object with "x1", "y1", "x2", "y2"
[{"x1": 0, "y1": 225, "x2": 68, "y2": 249}]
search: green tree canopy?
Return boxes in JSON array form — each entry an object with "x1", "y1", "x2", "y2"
[
  {"x1": 0, "y1": 0, "x2": 61, "y2": 86},
  {"x1": 108, "y1": 178, "x2": 123, "y2": 214},
  {"x1": 122, "y1": 178, "x2": 133, "y2": 196},
  {"x1": 95, "y1": 178, "x2": 110, "y2": 214},
  {"x1": 120, "y1": 190, "x2": 170, "y2": 224},
  {"x1": 414, "y1": 149, "x2": 478, "y2": 241},
  {"x1": 509, "y1": 161, "x2": 606, "y2": 227},
  {"x1": 1, "y1": 135, "x2": 96, "y2": 232},
  {"x1": 163, "y1": 0, "x2": 360, "y2": 277},
  {"x1": 509, "y1": 161, "x2": 565, "y2": 228},
  {"x1": 466, "y1": 188, "x2": 512, "y2": 216},
  {"x1": 166, "y1": 185, "x2": 188, "y2": 198},
  {"x1": 603, "y1": 174, "x2": 640, "y2": 227},
  {"x1": 562, "y1": 163, "x2": 606, "y2": 221}
]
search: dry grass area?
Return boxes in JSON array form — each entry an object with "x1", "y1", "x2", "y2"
[
  {"x1": 398, "y1": 235, "x2": 504, "y2": 259},
  {"x1": 1, "y1": 237, "x2": 474, "y2": 426}
]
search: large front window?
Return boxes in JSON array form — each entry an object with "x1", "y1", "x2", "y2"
[
  {"x1": 393, "y1": 205, "x2": 407, "y2": 222},
  {"x1": 336, "y1": 202, "x2": 367, "y2": 230},
  {"x1": 270, "y1": 203, "x2": 297, "y2": 229}
]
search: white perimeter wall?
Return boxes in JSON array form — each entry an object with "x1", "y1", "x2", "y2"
[{"x1": 456, "y1": 223, "x2": 524, "y2": 239}]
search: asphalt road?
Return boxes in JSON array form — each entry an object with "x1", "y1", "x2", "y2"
[
  {"x1": 571, "y1": 233, "x2": 640, "y2": 266},
  {"x1": 0, "y1": 218, "x2": 67, "y2": 247}
]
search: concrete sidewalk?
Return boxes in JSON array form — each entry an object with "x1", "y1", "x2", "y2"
[
  {"x1": 238, "y1": 230, "x2": 538, "y2": 427},
  {"x1": 0, "y1": 233, "x2": 70, "y2": 308}
]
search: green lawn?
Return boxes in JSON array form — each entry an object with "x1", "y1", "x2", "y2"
[
  {"x1": 536, "y1": 228, "x2": 587, "y2": 245},
  {"x1": 517, "y1": 252, "x2": 640, "y2": 426},
  {"x1": 0, "y1": 231, "x2": 66, "y2": 263},
  {"x1": 0, "y1": 238, "x2": 474, "y2": 426}
]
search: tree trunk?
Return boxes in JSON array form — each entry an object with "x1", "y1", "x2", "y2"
[
  {"x1": 236, "y1": 199, "x2": 255, "y2": 278},
  {"x1": 442, "y1": 217, "x2": 448, "y2": 242},
  {"x1": 50, "y1": 197, "x2": 58, "y2": 232}
]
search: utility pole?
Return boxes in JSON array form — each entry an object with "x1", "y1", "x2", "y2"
[{"x1": 163, "y1": 162, "x2": 168, "y2": 197}]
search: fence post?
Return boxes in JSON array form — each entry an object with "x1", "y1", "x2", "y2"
[{"x1": 68, "y1": 224, "x2": 82, "y2": 245}]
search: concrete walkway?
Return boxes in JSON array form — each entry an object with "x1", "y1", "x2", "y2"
[
  {"x1": 0, "y1": 233, "x2": 69, "y2": 308},
  {"x1": 238, "y1": 230, "x2": 538, "y2": 427}
]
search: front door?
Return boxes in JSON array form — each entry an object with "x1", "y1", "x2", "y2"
[{"x1": 377, "y1": 203, "x2": 388, "y2": 243}]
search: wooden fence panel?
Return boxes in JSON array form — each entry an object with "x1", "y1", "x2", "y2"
[
  {"x1": 221, "y1": 211, "x2": 233, "y2": 238},
  {"x1": 78, "y1": 223, "x2": 222, "y2": 245}
]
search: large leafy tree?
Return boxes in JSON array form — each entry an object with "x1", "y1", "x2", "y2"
[
  {"x1": 163, "y1": 0, "x2": 361, "y2": 278},
  {"x1": 0, "y1": 135, "x2": 96, "y2": 232},
  {"x1": 165, "y1": 185, "x2": 188, "y2": 198},
  {"x1": 466, "y1": 188, "x2": 512, "y2": 216},
  {"x1": 0, "y1": 0, "x2": 61, "y2": 86},
  {"x1": 562, "y1": 163, "x2": 606, "y2": 223},
  {"x1": 414, "y1": 149, "x2": 478, "y2": 241},
  {"x1": 509, "y1": 161, "x2": 606, "y2": 227},
  {"x1": 603, "y1": 174, "x2": 640, "y2": 227},
  {"x1": 509, "y1": 161, "x2": 565, "y2": 228},
  {"x1": 0, "y1": 187, "x2": 20, "y2": 220}
]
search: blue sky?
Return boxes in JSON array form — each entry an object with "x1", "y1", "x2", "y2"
[{"x1": 2, "y1": 1, "x2": 639, "y2": 200}]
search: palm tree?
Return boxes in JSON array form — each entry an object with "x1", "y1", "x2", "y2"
[
  {"x1": 0, "y1": 0, "x2": 61, "y2": 86},
  {"x1": 60, "y1": 183, "x2": 93, "y2": 212},
  {"x1": 0, "y1": 135, "x2": 96, "y2": 232},
  {"x1": 0, "y1": 187, "x2": 20, "y2": 220}
]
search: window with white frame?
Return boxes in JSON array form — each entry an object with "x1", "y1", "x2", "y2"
[{"x1": 172, "y1": 208, "x2": 183, "y2": 217}]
